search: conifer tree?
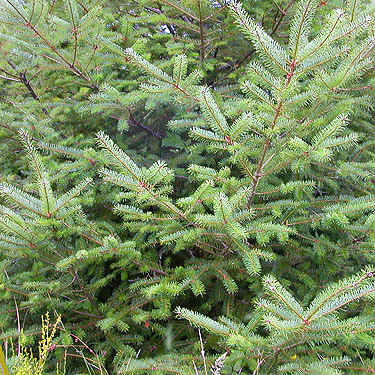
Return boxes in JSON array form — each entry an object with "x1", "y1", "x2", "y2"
[
  {"x1": 0, "y1": 0, "x2": 374, "y2": 374},
  {"x1": 95, "y1": 0, "x2": 375, "y2": 372}
]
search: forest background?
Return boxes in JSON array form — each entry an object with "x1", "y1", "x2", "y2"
[{"x1": 0, "y1": 0, "x2": 375, "y2": 374}]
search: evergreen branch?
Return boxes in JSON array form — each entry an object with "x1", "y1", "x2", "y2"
[
  {"x1": 18, "y1": 129, "x2": 56, "y2": 216},
  {"x1": 262, "y1": 275, "x2": 305, "y2": 320},
  {"x1": 197, "y1": 0, "x2": 205, "y2": 65},
  {"x1": 197, "y1": 87, "x2": 228, "y2": 136},
  {"x1": 160, "y1": 0, "x2": 199, "y2": 20},
  {"x1": 229, "y1": 0, "x2": 288, "y2": 74},
  {"x1": 0, "y1": 183, "x2": 44, "y2": 217},
  {"x1": 96, "y1": 131, "x2": 141, "y2": 181},
  {"x1": 299, "y1": 9, "x2": 345, "y2": 62},
  {"x1": 289, "y1": 0, "x2": 319, "y2": 60},
  {"x1": 176, "y1": 307, "x2": 230, "y2": 335},
  {"x1": 53, "y1": 177, "x2": 92, "y2": 213},
  {"x1": 306, "y1": 269, "x2": 375, "y2": 321}
]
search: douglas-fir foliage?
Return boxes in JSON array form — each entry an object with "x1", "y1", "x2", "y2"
[{"x1": 0, "y1": 0, "x2": 374, "y2": 374}]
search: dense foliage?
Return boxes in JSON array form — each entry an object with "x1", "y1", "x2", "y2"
[{"x1": 0, "y1": 0, "x2": 375, "y2": 373}]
